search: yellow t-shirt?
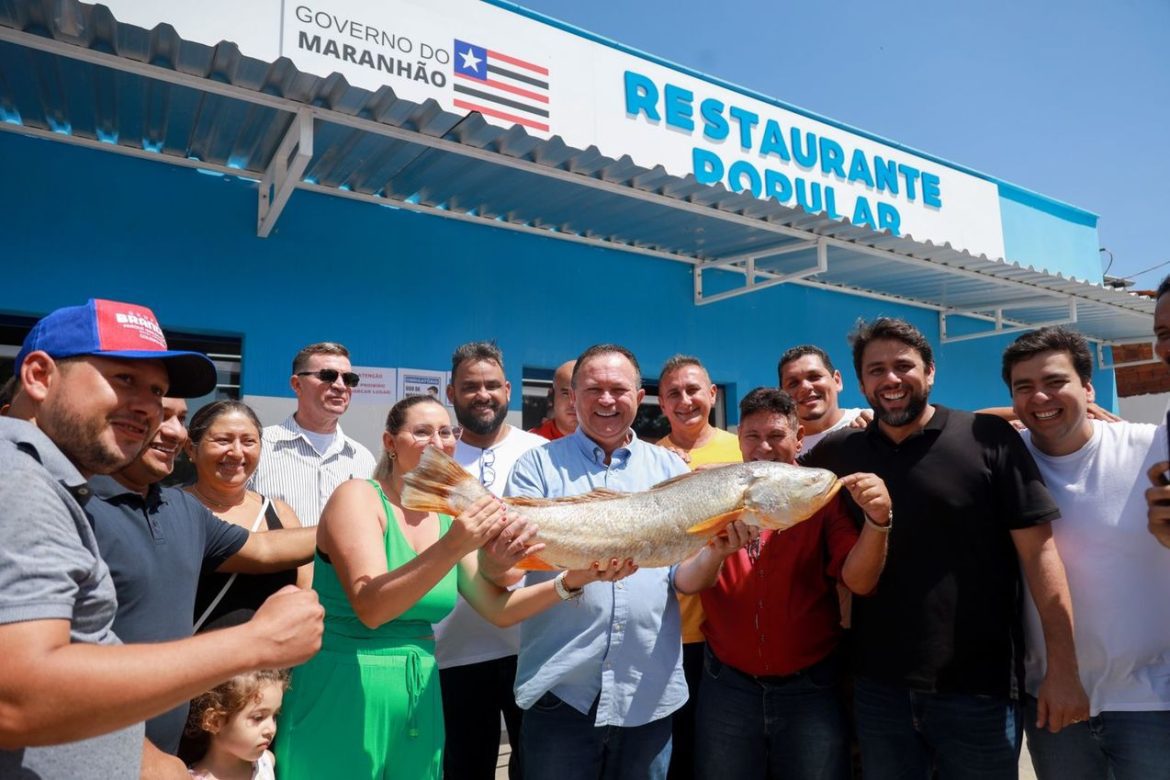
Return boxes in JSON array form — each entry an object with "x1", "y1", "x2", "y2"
[{"x1": 656, "y1": 428, "x2": 742, "y2": 644}]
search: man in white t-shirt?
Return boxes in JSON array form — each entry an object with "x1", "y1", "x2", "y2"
[
  {"x1": 437, "y1": 341, "x2": 547, "y2": 779},
  {"x1": 778, "y1": 344, "x2": 869, "y2": 451},
  {"x1": 1003, "y1": 325, "x2": 1170, "y2": 780}
]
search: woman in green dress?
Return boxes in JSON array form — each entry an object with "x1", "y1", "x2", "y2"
[{"x1": 275, "y1": 395, "x2": 627, "y2": 779}]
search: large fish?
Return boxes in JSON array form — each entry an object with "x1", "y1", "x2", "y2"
[{"x1": 400, "y1": 447, "x2": 842, "y2": 569}]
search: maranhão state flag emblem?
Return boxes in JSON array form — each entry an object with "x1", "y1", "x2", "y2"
[{"x1": 452, "y1": 38, "x2": 550, "y2": 132}]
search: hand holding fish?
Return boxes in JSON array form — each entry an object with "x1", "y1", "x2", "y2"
[
  {"x1": 562, "y1": 558, "x2": 640, "y2": 590},
  {"x1": 839, "y1": 472, "x2": 891, "y2": 529},
  {"x1": 446, "y1": 494, "x2": 510, "y2": 557},
  {"x1": 706, "y1": 520, "x2": 760, "y2": 558},
  {"x1": 479, "y1": 513, "x2": 548, "y2": 586}
]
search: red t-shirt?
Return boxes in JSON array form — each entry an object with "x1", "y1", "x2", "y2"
[
  {"x1": 700, "y1": 496, "x2": 859, "y2": 676},
  {"x1": 527, "y1": 419, "x2": 566, "y2": 440}
]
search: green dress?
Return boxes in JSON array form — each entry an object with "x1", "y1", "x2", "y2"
[{"x1": 276, "y1": 481, "x2": 457, "y2": 779}]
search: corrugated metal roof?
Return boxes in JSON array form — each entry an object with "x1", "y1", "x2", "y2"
[{"x1": 0, "y1": 0, "x2": 1154, "y2": 344}]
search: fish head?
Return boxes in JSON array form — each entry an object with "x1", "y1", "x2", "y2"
[{"x1": 743, "y1": 462, "x2": 841, "y2": 530}]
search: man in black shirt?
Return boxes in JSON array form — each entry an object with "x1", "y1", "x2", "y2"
[{"x1": 803, "y1": 317, "x2": 1087, "y2": 779}]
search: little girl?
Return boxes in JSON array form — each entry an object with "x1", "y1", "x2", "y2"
[{"x1": 185, "y1": 669, "x2": 289, "y2": 780}]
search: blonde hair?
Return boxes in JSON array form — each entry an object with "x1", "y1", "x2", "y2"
[{"x1": 373, "y1": 395, "x2": 445, "y2": 481}]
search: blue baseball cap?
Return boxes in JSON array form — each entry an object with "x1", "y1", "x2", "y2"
[{"x1": 16, "y1": 299, "x2": 218, "y2": 398}]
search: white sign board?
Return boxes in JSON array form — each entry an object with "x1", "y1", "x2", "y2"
[
  {"x1": 397, "y1": 368, "x2": 446, "y2": 401},
  {"x1": 349, "y1": 365, "x2": 397, "y2": 405},
  {"x1": 99, "y1": 0, "x2": 1006, "y2": 258}
]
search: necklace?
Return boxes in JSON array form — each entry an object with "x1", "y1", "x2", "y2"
[{"x1": 190, "y1": 484, "x2": 247, "y2": 512}]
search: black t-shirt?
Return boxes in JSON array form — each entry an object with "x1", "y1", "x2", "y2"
[
  {"x1": 87, "y1": 478, "x2": 249, "y2": 752},
  {"x1": 802, "y1": 405, "x2": 1059, "y2": 698},
  {"x1": 193, "y1": 498, "x2": 297, "y2": 630}
]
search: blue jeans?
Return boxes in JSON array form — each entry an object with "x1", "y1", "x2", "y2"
[
  {"x1": 1023, "y1": 695, "x2": 1170, "y2": 780},
  {"x1": 521, "y1": 692, "x2": 672, "y2": 780},
  {"x1": 853, "y1": 677, "x2": 1021, "y2": 780},
  {"x1": 694, "y1": 646, "x2": 849, "y2": 780}
]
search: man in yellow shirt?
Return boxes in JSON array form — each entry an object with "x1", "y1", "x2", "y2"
[{"x1": 654, "y1": 355, "x2": 741, "y2": 779}]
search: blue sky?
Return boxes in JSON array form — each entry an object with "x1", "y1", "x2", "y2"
[{"x1": 518, "y1": 0, "x2": 1170, "y2": 290}]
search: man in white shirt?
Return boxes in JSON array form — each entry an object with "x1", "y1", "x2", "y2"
[
  {"x1": 1003, "y1": 325, "x2": 1170, "y2": 780},
  {"x1": 778, "y1": 345, "x2": 869, "y2": 451},
  {"x1": 251, "y1": 342, "x2": 376, "y2": 526},
  {"x1": 437, "y1": 341, "x2": 547, "y2": 779}
]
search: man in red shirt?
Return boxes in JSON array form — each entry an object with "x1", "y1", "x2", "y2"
[
  {"x1": 675, "y1": 387, "x2": 891, "y2": 779},
  {"x1": 529, "y1": 360, "x2": 577, "y2": 441}
]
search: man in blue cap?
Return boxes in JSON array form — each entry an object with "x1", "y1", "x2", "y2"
[{"x1": 0, "y1": 299, "x2": 323, "y2": 778}]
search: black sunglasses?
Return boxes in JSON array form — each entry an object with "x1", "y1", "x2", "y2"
[{"x1": 296, "y1": 369, "x2": 361, "y2": 388}]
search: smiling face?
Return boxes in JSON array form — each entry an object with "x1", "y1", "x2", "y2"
[
  {"x1": 385, "y1": 400, "x2": 458, "y2": 474},
  {"x1": 119, "y1": 397, "x2": 188, "y2": 487},
  {"x1": 292, "y1": 353, "x2": 354, "y2": 421},
  {"x1": 738, "y1": 410, "x2": 803, "y2": 464},
  {"x1": 859, "y1": 338, "x2": 935, "y2": 431},
  {"x1": 34, "y1": 355, "x2": 167, "y2": 476},
  {"x1": 448, "y1": 359, "x2": 510, "y2": 437},
  {"x1": 659, "y1": 364, "x2": 716, "y2": 437},
  {"x1": 779, "y1": 354, "x2": 843, "y2": 432},
  {"x1": 572, "y1": 352, "x2": 645, "y2": 455},
  {"x1": 190, "y1": 410, "x2": 263, "y2": 490},
  {"x1": 210, "y1": 681, "x2": 283, "y2": 764},
  {"x1": 1010, "y1": 349, "x2": 1094, "y2": 456}
]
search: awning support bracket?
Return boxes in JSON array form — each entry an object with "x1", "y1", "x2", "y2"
[
  {"x1": 258, "y1": 110, "x2": 313, "y2": 238},
  {"x1": 694, "y1": 238, "x2": 826, "y2": 306},
  {"x1": 1095, "y1": 339, "x2": 1162, "y2": 370},
  {"x1": 939, "y1": 299, "x2": 1077, "y2": 344}
]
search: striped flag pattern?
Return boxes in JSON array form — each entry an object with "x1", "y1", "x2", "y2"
[{"x1": 452, "y1": 38, "x2": 550, "y2": 132}]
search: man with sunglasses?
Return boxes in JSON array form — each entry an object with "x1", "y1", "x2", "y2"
[
  {"x1": 437, "y1": 340, "x2": 548, "y2": 779},
  {"x1": 251, "y1": 342, "x2": 376, "y2": 527}
]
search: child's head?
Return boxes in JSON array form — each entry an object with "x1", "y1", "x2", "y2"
[{"x1": 185, "y1": 669, "x2": 289, "y2": 763}]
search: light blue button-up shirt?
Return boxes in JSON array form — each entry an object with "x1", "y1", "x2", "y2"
[{"x1": 505, "y1": 427, "x2": 690, "y2": 727}]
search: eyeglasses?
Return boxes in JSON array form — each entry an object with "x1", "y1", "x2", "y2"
[
  {"x1": 480, "y1": 447, "x2": 496, "y2": 488},
  {"x1": 408, "y1": 426, "x2": 464, "y2": 444},
  {"x1": 296, "y1": 369, "x2": 361, "y2": 388}
]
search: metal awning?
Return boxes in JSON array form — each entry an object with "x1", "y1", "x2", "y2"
[{"x1": 0, "y1": 0, "x2": 1154, "y2": 350}]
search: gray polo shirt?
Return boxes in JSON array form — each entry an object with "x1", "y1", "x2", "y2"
[
  {"x1": 0, "y1": 417, "x2": 143, "y2": 778},
  {"x1": 88, "y1": 476, "x2": 248, "y2": 752}
]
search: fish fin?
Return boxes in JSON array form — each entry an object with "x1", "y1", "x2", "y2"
[
  {"x1": 515, "y1": 553, "x2": 557, "y2": 571},
  {"x1": 572, "y1": 488, "x2": 625, "y2": 501},
  {"x1": 649, "y1": 471, "x2": 702, "y2": 490},
  {"x1": 685, "y1": 509, "x2": 744, "y2": 536},
  {"x1": 400, "y1": 447, "x2": 486, "y2": 515},
  {"x1": 507, "y1": 488, "x2": 625, "y2": 508}
]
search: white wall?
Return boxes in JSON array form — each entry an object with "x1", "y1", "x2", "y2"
[{"x1": 1119, "y1": 393, "x2": 1170, "y2": 425}]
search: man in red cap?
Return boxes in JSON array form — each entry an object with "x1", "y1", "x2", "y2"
[{"x1": 0, "y1": 299, "x2": 323, "y2": 778}]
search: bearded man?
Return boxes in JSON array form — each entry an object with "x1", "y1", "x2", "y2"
[
  {"x1": 437, "y1": 341, "x2": 547, "y2": 779},
  {"x1": 801, "y1": 317, "x2": 1087, "y2": 780}
]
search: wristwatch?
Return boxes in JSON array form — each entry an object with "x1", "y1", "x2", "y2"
[
  {"x1": 554, "y1": 571, "x2": 584, "y2": 601},
  {"x1": 865, "y1": 509, "x2": 893, "y2": 534}
]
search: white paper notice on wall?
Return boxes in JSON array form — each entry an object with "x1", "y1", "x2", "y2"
[
  {"x1": 397, "y1": 368, "x2": 446, "y2": 401},
  {"x1": 350, "y1": 365, "x2": 397, "y2": 405}
]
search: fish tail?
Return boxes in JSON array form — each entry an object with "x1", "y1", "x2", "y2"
[{"x1": 400, "y1": 447, "x2": 489, "y2": 515}]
